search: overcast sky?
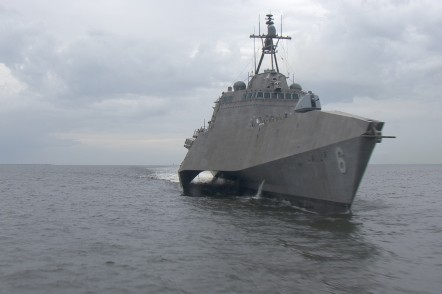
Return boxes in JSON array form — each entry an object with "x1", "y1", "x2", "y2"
[{"x1": 1, "y1": 0, "x2": 441, "y2": 165}]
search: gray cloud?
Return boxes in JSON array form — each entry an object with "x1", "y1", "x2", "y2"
[{"x1": 1, "y1": 0, "x2": 441, "y2": 164}]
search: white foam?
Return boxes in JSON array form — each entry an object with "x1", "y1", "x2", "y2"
[{"x1": 148, "y1": 166, "x2": 180, "y2": 183}]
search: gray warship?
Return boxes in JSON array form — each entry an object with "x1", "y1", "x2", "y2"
[{"x1": 178, "y1": 14, "x2": 393, "y2": 214}]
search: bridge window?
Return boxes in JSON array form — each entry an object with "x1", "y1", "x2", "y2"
[
  {"x1": 264, "y1": 92, "x2": 270, "y2": 99},
  {"x1": 257, "y1": 92, "x2": 263, "y2": 99}
]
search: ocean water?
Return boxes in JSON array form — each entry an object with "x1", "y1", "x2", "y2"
[{"x1": 0, "y1": 164, "x2": 441, "y2": 293}]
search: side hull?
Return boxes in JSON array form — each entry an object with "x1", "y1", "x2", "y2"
[{"x1": 179, "y1": 136, "x2": 377, "y2": 214}]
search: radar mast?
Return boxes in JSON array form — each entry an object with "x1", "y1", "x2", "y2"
[{"x1": 250, "y1": 14, "x2": 291, "y2": 74}]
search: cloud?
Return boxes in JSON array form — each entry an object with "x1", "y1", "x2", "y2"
[
  {"x1": 0, "y1": 63, "x2": 27, "y2": 101},
  {"x1": 0, "y1": 0, "x2": 441, "y2": 164},
  {"x1": 323, "y1": 94, "x2": 442, "y2": 164},
  {"x1": 292, "y1": 1, "x2": 442, "y2": 98}
]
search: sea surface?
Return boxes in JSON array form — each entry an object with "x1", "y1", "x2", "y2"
[{"x1": 0, "y1": 164, "x2": 441, "y2": 293}]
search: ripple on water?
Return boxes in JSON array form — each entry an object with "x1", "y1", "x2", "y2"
[{"x1": 0, "y1": 164, "x2": 441, "y2": 293}]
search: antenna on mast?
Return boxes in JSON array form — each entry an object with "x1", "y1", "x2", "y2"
[
  {"x1": 253, "y1": 27, "x2": 256, "y2": 73},
  {"x1": 281, "y1": 15, "x2": 282, "y2": 36}
]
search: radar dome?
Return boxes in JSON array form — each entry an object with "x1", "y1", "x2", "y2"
[
  {"x1": 289, "y1": 83, "x2": 302, "y2": 90},
  {"x1": 233, "y1": 81, "x2": 246, "y2": 91}
]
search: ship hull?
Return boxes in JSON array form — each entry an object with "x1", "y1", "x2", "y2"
[
  {"x1": 224, "y1": 137, "x2": 376, "y2": 214},
  {"x1": 179, "y1": 111, "x2": 382, "y2": 214}
]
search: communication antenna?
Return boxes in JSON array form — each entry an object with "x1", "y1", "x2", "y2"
[
  {"x1": 281, "y1": 15, "x2": 282, "y2": 36},
  {"x1": 253, "y1": 27, "x2": 256, "y2": 73}
]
